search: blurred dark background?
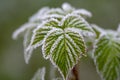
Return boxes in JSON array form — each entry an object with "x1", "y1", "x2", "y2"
[{"x1": 0, "y1": 0, "x2": 120, "y2": 80}]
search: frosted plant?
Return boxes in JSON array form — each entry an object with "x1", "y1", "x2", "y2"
[
  {"x1": 12, "y1": 2, "x2": 120, "y2": 80},
  {"x1": 93, "y1": 30, "x2": 120, "y2": 80},
  {"x1": 29, "y1": 13, "x2": 93, "y2": 80},
  {"x1": 12, "y1": 2, "x2": 92, "y2": 64}
]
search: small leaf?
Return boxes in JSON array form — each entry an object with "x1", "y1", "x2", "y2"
[
  {"x1": 24, "y1": 26, "x2": 52, "y2": 64},
  {"x1": 23, "y1": 27, "x2": 35, "y2": 64},
  {"x1": 93, "y1": 35, "x2": 120, "y2": 80},
  {"x1": 32, "y1": 67, "x2": 46, "y2": 80},
  {"x1": 30, "y1": 18, "x2": 60, "y2": 48},
  {"x1": 42, "y1": 28, "x2": 86, "y2": 79}
]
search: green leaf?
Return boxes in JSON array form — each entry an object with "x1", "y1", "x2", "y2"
[
  {"x1": 42, "y1": 28, "x2": 86, "y2": 79},
  {"x1": 31, "y1": 14, "x2": 93, "y2": 80},
  {"x1": 32, "y1": 67, "x2": 46, "y2": 80},
  {"x1": 61, "y1": 14, "x2": 93, "y2": 33},
  {"x1": 44, "y1": 18, "x2": 60, "y2": 28},
  {"x1": 93, "y1": 35, "x2": 120, "y2": 80},
  {"x1": 29, "y1": 14, "x2": 93, "y2": 52},
  {"x1": 30, "y1": 18, "x2": 60, "y2": 47},
  {"x1": 30, "y1": 26, "x2": 51, "y2": 47}
]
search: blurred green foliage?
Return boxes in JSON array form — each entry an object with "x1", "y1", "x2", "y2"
[{"x1": 0, "y1": 0, "x2": 120, "y2": 80}]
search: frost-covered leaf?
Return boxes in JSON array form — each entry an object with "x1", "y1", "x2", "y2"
[
  {"x1": 60, "y1": 14, "x2": 93, "y2": 35},
  {"x1": 93, "y1": 35, "x2": 120, "y2": 80},
  {"x1": 29, "y1": 18, "x2": 60, "y2": 49},
  {"x1": 25, "y1": 26, "x2": 53, "y2": 63},
  {"x1": 43, "y1": 18, "x2": 60, "y2": 28},
  {"x1": 31, "y1": 14, "x2": 93, "y2": 79},
  {"x1": 26, "y1": 13, "x2": 92, "y2": 64},
  {"x1": 13, "y1": 23, "x2": 37, "y2": 64},
  {"x1": 42, "y1": 29, "x2": 64, "y2": 59},
  {"x1": 28, "y1": 26, "x2": 51, "y2": 47},
  {"x1": 23, "y1": 27, "x2": 35, "y2": 64},
  {"x1": 42, "y1": 28, "x2": 86, "y2": 79},
  {"x1": 32, "y1": 67, "x2": 46, "y2": 80}
]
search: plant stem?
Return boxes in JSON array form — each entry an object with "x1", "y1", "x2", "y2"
[
  {"x1": 67, "y1": 62, "x2": 80, "y2": 80},
  {"x1": 72, "y1": 64, "x2": 79, "y2": 80}
]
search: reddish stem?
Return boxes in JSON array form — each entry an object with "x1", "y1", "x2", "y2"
[
  {"x1": 72, "y1": 64, "x2": 79, "y2": 80},
  {"x1": 67, "y1": 63, "x2": 80, "y2": 80}
]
